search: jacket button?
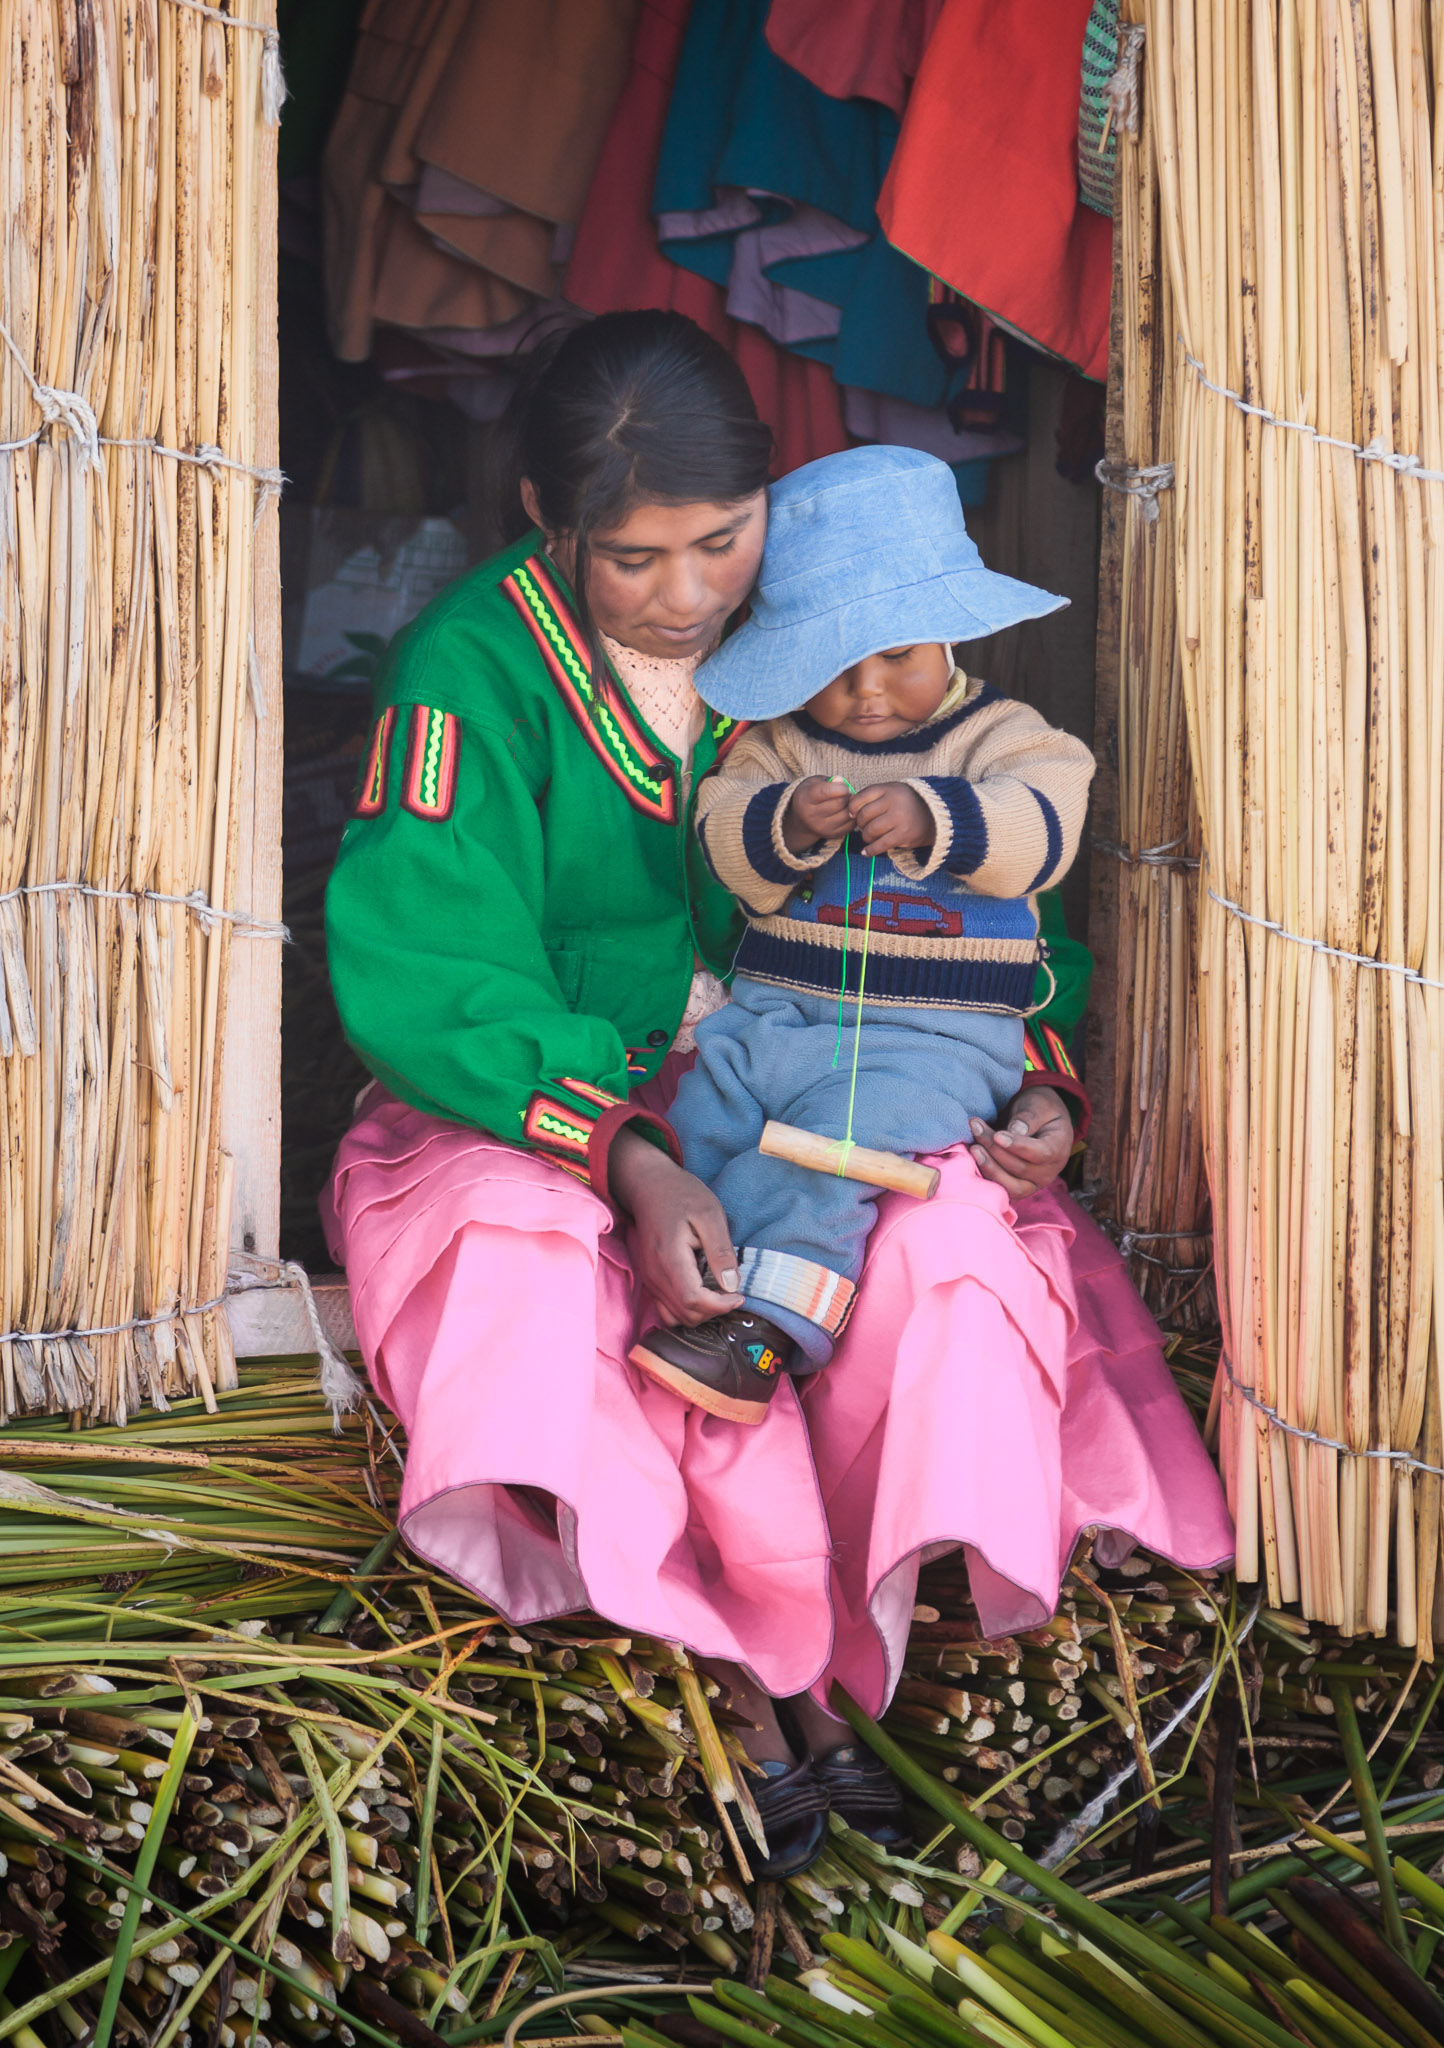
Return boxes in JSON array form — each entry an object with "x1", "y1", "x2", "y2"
[{"x1": 646, "y1": 1029, "x2": 668, "y2": 1047}]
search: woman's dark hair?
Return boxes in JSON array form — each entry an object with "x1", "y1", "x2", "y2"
[{"x1": 496, "y1": 310, "x2": 774, "y2": 665}]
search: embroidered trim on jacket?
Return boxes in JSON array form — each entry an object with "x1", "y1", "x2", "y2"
[
  {"x1": 354, "y1": 708, "x2": 396, "y2": 817},
  {"x1": 710, "y1": 712, "x2": 749, "y2": 764},
  {"x1": 401, "y1": 706, "x2": 460, "y2": 820},
  {"x1": 522, "y1": 1077, "x2": 627, "y2": 1183},
  {"x1": 502, "y1": 556, "x2": 677, "y2": 824},
  {"x1": 1024, "y1": 1020, "x2": 1076, "y2": 1079}
]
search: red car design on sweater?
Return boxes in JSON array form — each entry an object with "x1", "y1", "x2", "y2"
[{"x1": 816, "y1": 891, "x2": 965, "y2": 939}]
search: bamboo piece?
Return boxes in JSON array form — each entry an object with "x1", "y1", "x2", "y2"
[
  {"x1": 758, "y1": 1122, "x2": 941, "y2": 1201},
  {"x1": 0, "y1": 0, "x2": 276, "y2": 1419},
  {"x1": 1141, "y1": 0, "x2": 1444, "y2": 1642}
]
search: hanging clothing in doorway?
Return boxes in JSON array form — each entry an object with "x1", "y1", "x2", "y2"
[
  {"x1": 322, "y1": 0, "x2": 637, "y2": 361},
  {"x1": 878, "y1": 0, "x2": 1111, "y2": 382},
  {"x1": 565, "y1": 0, "x2": 848, "y2": 476}
]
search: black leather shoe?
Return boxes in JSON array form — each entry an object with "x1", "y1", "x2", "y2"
[
  {"x1": 751, "y1": 1756, "x2": 831, "y2": 1878},
  {"x1": 815, "y1": 1743, "x2": 912, "y2": 1850},
  {"x1": 629, "y1": 1311, "x2": 794, "y2": 1423}
]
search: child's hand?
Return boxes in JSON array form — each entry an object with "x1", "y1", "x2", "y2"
[
  {"x1": 849, "y1": 781, "x2": 935, "y2": 857},
  {"x1": 783, "y1": 776, "x2": 855, "y2": 853}
]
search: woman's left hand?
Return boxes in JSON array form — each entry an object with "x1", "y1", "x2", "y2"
[{"x1": 968, "y1": 1086, "x2": 1074, "y2": 1200}]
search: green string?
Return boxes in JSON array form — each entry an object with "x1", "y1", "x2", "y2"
[
  {"x1": 836, "y1": 853, "x2": 878, "y2": 1177},
  {"x1": 832, "y1": 783, "x2": 857, "y2": 1068},
  {"x1": 822, "y1": 779, "x2": 875, "y2": 1176}
]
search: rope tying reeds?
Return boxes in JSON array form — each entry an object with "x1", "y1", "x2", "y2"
[
  {"x1": 1221, "y1": 1354, "x2": 1444, "y2": 1481},
  {"x1": 0, "y1": 1262, "x2": 364, "y2": 1423},
  {"x1": 0, "y1": 323, "x2": 99, "y2": 468},
  {"x1": 0, "y1": 322, "x2": 287, "y2": 511},
  {"x1": 1106, "y1": 23, "x2": 1146, "y2": 138},
  {"x1": 1185, "y1": 349, "x2": 1444, "y2": 483},
  {"x1": 165, "y1": 0, "x2": 286, "y2": 123},
  {"x1": 1094, "y1": 457, "x2": 1174, "y2": 521},
  {"x1": 103, "y1": 433, "x2": 287, "y2": 518},
  {"x1": 1091, "y1": 834, "x2": 1200, "y2": 870},
  {"x1": 0, "y1": 1292, "x2": 229, "y2": 1346},
  {"x1": 0, "y1": 879, "x2": 289, "y2": 940},
  {"x1": 229, "y1": 1256, "x2": 365, "y2": 1420},
  {"x1": 1207, "y1": 879, "x2": 1444, "y2": 992}
]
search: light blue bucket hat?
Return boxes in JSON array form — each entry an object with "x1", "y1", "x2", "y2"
[{"x1": 696, "y1": 445, "x2": 1067, "y2": 721}]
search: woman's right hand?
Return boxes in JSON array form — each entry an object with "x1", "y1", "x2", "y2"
[{"x1": 608, "y1": 1126, "x2": 745, "y2": 1325}]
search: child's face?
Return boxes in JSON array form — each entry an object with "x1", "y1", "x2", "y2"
[{"x1": 803, "y1": 643, "x2": 953, "y2": 744}]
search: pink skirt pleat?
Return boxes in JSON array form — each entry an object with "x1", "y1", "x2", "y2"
[{"x1": 325, "y1": 1086, "x2": 1233, "y2": 1713}]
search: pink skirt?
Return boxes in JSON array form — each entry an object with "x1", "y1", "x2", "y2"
[{"x1": 323, "y1": 1079, "x2": 1232, "y2": 1714}]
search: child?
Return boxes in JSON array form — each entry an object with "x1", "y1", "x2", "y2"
[{"x1": 629, "y1": 445, "x2": 1095, "y2": 1422}]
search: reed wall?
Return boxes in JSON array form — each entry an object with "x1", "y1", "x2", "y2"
[
  {"x1": 1133, "y1": 0, "x2": 1444, "y2": 1647},
  {"x1": 0, "y1": 0, "x2": 280, "y2": 1421}
]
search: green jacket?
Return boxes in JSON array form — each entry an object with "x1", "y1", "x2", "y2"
[
  {"x1": 325, "y1": 532, "x2": 746, "y2": 1194},
  {"x1": 327, "y1": 530, "x2": 1092, "y2": 1192}
]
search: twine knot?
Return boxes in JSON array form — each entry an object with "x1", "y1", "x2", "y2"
[
  {"x1": 1107, "y1": 23, "x2": 1147, "y2": 139},
  {"x1": 1094, "y1": 457, "x2": 1175, "y2": 523},
  {"x1": 0, "y1": 320, "x2": 100, "y2": 469},
  {"x1": 33, "y1": 381, "x2": 100, "y2": 469}
]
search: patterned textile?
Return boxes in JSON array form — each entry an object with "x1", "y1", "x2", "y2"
[{"x1": 1078, "y1": 0, "x2": 1120, "y2": 217}]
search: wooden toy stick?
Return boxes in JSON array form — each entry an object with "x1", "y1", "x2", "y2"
[{"x1": 758, "y1": 1120, "x2": 941, "y2": 1200}]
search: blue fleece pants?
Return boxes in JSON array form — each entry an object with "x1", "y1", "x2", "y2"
[{"x1": 668, "y1": 976, "x2": 1024, "y2": 1366}]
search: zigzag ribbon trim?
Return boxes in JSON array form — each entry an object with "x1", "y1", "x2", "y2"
[
  {"x1": 354, "y1": 707, "x2": 395, "y2": 817},
  {"x1": 401, "y1": 706, "x2": 460, "y2": 820},
  {"x1": 502, "y1": 557, "x2": 676, "y2": 823}
]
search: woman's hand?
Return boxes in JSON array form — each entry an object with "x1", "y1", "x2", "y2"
[
  {"x1": 608, "y1": 1126, "x2": 745, "y2": 1325},
  {"x1": 968, "y1": 1086, "x2": 1074, "y2": 1200},
  {"x1": 783, "y1": 776, "x2": 853, "y2": 854}
]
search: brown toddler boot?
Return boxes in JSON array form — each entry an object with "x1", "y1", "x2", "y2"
[{"x1": 629, "y1": 1310, "x2": 795, "y2": 1423}]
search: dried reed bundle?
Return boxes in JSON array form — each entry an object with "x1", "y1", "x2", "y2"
[
  {"x1": 1100, "y1": 0, "x2": 1214, "y2": 1332},
  {"x1": 1146, "y1": 0, "x2": 1444, "y2": 1648},
  {"x1": 0, "y1": 0, "x2": 277, "y2": 1421}
]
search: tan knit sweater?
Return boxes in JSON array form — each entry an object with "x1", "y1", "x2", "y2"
[{"x1": 695, "y1": 677, "x2": 1095, "y2": 1012}]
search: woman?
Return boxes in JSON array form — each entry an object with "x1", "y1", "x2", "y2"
[{"x1": 323, "y1": 311, "x2": 1232, "y2": 1877}]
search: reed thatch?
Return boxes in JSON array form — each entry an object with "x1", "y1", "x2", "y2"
[
  {"x1": 1095, "y1": 0, "x2": 1215, "y2": 1336},
  {"x1": 1131, "y1": 0, "x2": 1444, "y2": 1649},
  {"x1": 0, "y1": 0, "x2": 278, "y2": 1424}
]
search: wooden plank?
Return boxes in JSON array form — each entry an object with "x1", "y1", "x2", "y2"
[
  {"x1": 229, "y1": 1275, "x2": 357, "y2": 1358},
  {"x1": 220, "y1": 5, "x2": 284, "y2": 1264}
]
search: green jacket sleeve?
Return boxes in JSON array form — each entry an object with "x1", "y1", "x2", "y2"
[{"x1": 326, "y1": 705, "x2": 677, "y2": 1196}]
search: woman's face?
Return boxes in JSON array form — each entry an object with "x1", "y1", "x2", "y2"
[{"x1": 525, "y1": 485, "x2": 768, "y2": 660}]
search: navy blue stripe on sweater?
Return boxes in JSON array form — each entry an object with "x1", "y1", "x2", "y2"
[
  {"x1": 738, "y1": 782, "x2": 800, "y2": 884},
  {"x1": 791, "y1": 684, "x2": 1000, "y2": 757},
  {"x1": 1025, "y1": 785, "x2": 1063, "y2": 889},
  {"x1": 736, "y1": 929, "x2": 1038, "y2": 1013},
  {"x1": 920, "y1": 777, "x2": 987, "y2": 875}
]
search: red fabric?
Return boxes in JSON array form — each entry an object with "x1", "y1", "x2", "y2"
[
  {"x1": 564, "y1": 0, "x2": 847, "y2": 475},
  {"x1": 1017, "y1": 1066, "x2": 1090, "y2": 1140},
  {"x1": 763, "y1": 0, "x2": 945, "y2": 117},
  {"x1": 877, "y1": 0, "x2": 1111, "y2": 383}
]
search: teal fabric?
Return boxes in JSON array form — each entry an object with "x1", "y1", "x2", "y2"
[{"x1": 652, "y1": 0, "x2": 946, "y2": 409}]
